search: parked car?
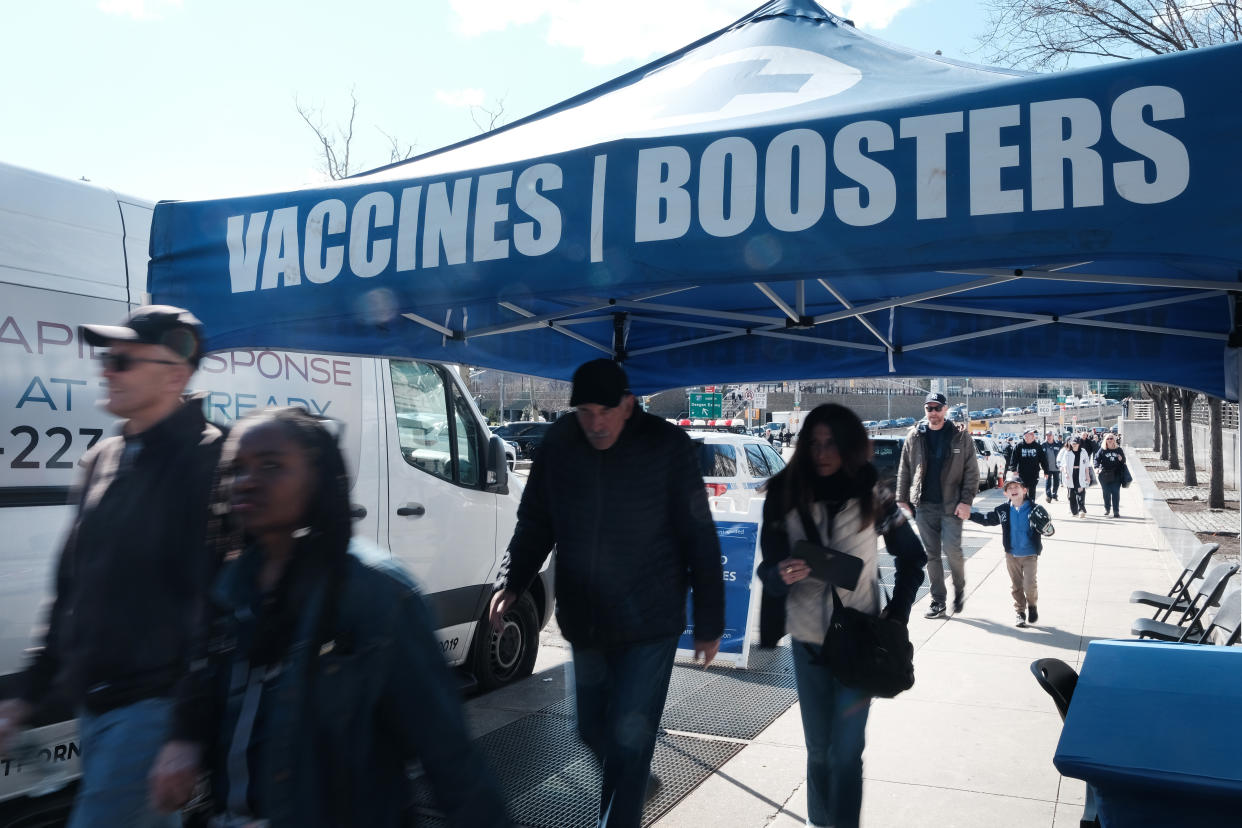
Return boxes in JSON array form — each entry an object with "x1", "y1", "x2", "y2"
[
  {"x1": 493, "y1": 421, "x2": 554, "y2": 459},
  {"x1": 689, "y1": 430, "x2": 787, "y2": 510},
  {"x1": 972, "y1": 435, "x2": 1005, "y2": 490},
  {"x1": 863, "y1": 420, "x2": 879, "y2": 430},
  {"x1": 895, "y1": 416, "x2": 916, "y2": 427},
  {"x1": 969, "y1": 410, "x2": 984, "y2": 419},
  {"x1": 876, "y1": 418, "x2": 898, "y2": 429},
  {"x1": 983, "y1": 407, "x2": 1002, "y2": 417},
  {"x1": 871, "y1": 435, "x2": 906, "y2": 493},
  {"x1": 1003, "y1": 407, "x2": 1023, "y2": 417}
]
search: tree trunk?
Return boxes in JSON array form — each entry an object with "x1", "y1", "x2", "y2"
[
  {"x1": 1178, "y1": 389, "x2": 1197, "y2": 485},
  {"x1": 1209, "y1": 396, "x2": 1224, "y2": 508},
  {"x1": 1145, "y1": 384, "x2": 1165, "y2": 457},
  {"x1": 1166, "y1": 388, "x2": 1181, "y2": 470}
]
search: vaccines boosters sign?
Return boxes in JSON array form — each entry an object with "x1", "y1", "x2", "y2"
[{"x1": 678, "y1": 512, "x2": 762, "y2": 668}]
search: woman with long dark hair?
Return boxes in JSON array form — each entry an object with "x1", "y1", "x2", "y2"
[
  {"x1": 757, "y1": 404, "x2": 926, "y2": 828},
  {"x1": 150, "y1": 408, "x2": 509, "y2": 827},
  {"x1": 1093, "y1": 432, "x2": 1129, "y2": 517}
]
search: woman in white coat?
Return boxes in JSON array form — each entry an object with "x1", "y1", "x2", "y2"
[{"x1": 1057, "y1": 435, "x2": 1094, "y2": 517}]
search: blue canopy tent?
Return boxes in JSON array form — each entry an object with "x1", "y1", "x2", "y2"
[{"x1": 148, "y1": 0, "x2": 1242, "y2": 398}]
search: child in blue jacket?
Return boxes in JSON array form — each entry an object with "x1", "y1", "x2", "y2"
[{"x1": 970, "y1": 474, "x2": 1054, "y2": 627}]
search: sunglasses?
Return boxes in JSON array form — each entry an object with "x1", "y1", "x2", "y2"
[
  {"x1": 924, "y1": 404, "x2": 944, "y2": 412},
  {"x1": 98, "y1": 352, "x2": 184, "y2": 372}
]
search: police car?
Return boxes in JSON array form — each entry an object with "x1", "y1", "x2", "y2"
[{"x1": 686, "y1": 430, "x2": 787, "y2": 510}]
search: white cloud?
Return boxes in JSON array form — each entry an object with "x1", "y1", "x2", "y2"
[
  {"x1": 435, "y1": 88, "x2": 488, "y2": 108},
  {"x1": 450, "y1": 0, "x2": 921, "y2": 65},
  {"x1": 97, "y1": 0, "x2": 183, "y2": 21},
  {"x1": 450, "y1": 0, "x2": 757, "y2": 65},
  {"x1": 838, "y1": 0, "x2": 920, "y2": 30}
]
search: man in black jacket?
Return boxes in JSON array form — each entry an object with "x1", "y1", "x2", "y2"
[
  {"x1": 489, "y1": 359, "x2": 724, "y2": 828},
  {"x1": 0, "y1": 306, "x2": 223, "y2": 828},
  {"x1": 1007, "y1": 428, "x2": 1050, "y2": 501}
]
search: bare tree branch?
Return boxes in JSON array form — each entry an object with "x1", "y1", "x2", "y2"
[
  {"x1": 295, "y1": 89, "x2": 417, "y2": 178},
  {"x1": 977, "y1": 0, "x2": 1241, "y2": 70},
  {"x1": 469, "y1": 93, "x2": 509, "y2": 134}
]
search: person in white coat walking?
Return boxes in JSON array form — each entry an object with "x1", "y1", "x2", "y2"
[{"x1": 1057, "y1": 435, "x2": 1094, "y2": 517}]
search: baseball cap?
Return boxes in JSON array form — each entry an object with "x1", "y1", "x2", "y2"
[
  {"x1": 81, "y1": 305, "x2": 205, "y2": 367},
  {"x1": 924, "y1": 392, "x2": 948, "y2": 407},
  {"x1": 569, "y1": 359, "x2": 630, "y2": 407},
  {"x1": 1024, "y1": 427, "x2": 1039, "y2": 436},
  {"x1": 1003, "y1": 472, "x2": 1024, "y2": 489}
]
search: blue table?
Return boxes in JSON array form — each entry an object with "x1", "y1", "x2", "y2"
[{"x1": 1053, "y1": 640, "x2": 1242, "y2": 827}]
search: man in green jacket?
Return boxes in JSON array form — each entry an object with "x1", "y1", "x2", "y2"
[{"x1": 896, "y1": 393, "x2": 979, "y2": 618}]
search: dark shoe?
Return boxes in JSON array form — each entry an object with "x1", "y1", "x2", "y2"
[
  {"x1": 1027, "y1": 606, "x2": 1038, "y2": 624},
  {"x1": 953, "y1": 593, "x2": 966, "y2": 614},
  {"x1": 924, "y1": 601, "x2": 947, "y2": 619},
  {"x1": 645, "y1": 773, "x2": 663, "y2": 804},
  {"x1": 1015, "y1": 611, "x2": 1028, "y2": 627}
]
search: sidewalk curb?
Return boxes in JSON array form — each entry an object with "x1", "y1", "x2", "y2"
[{"x1": 1131, "y1": 458, "x2": 1204, "y2": 569}]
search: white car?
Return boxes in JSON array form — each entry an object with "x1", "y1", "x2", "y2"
[{"x1": 687, "y1": 430, "x2": 787, "y2": 511}]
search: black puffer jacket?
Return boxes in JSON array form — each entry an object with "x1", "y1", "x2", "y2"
[
  {"x1": 497, "y1": 410, "x2": 724, "y2": 647},
  {"x1": 20, "y1": 395, "x2": 225, "y2": 714}
]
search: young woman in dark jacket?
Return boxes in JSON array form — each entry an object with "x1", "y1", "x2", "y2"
[
  {"x1": 756, "y1": 404, "x2": 926, "y2": 828},
  {"x1": 1094, "y1": 433, "x2": 1129, "y2": 517},
  {"x1": 151, "y1": 409, "x2": 509, "y2": 827}
]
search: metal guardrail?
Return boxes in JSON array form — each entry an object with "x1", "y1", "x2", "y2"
[{"x1": 1131, "y1": 398, "x2": 1239, "y2": 430}]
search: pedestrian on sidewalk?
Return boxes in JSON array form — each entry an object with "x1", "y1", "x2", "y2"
[
  {"x1": 1007, "y1": 428, "x2": 1050, "y2": 502},
  {"x1": 1093, "y1": 433, "x2": 1130, "y2": 518},
  {"x1": 151, "y1": 409, "x2": 510, "y2": 827},
  {"x1": 1058, "y1": 436, "x2": 1095, "y2": 517},
  {"x1": 970, "y1": 474, "x2": 1053, "y2": 627},
  {"x1": 489, "y1": 359, "x2": 724, "y2": 828},
  {"x1": 757, "y1": 403, "x2": 926, "y2": 828},
  {"x1": 897, "y1": 393, "x2": 978, "y2": 618},
  {"x1": 1041, "y1": 431, "x2": 1063, "y2": 502},
  {"x1": 0, "y1": 306, "x2": 222, "y2": 828}
]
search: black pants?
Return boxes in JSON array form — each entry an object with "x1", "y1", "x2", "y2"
[
  {"x1": 1068, "y1": 487, "x2": 1086, "y2": 515},
  {"x1": 1021, "y1": 474, "x2": 1039, "y2": 501},
  {"x1": 1044, "y1": 470, "x2": 1060, "y2": 498}
]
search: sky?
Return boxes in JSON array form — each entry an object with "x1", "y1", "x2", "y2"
[{"x1": 2, "y1": 0, "x2": 1015, "y2": 202}]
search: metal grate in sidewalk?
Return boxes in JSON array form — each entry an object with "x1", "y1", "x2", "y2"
[{"x1": 410, "y1": 646, "x2": 796, "y2": 827}]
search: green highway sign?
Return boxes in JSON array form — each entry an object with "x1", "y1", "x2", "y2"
[{"x1": 688, "y1": 392, "x2": 723, "y2": 418}]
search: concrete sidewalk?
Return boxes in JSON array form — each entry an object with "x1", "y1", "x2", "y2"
[{"x1": 463, "y1": 465, "x2": 1185, "y2": 828}]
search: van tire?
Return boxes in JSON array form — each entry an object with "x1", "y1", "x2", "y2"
[
  {"x1": 0, "y1": 784, "x2": 77, "y2": 828},
  {"x1": 470, "y1": 592, "x2": 539, "y2": 690}
]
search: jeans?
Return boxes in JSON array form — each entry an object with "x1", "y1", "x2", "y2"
[
  {"x1": 1044, "y1": 471, "x2": 1061, "y2": 499},
  {"x1": 1100, "y1": 480, "x2": 1122, "y2": 514},
  {"x1": 914, "y1": 504, "x2": 965, "y2": 604},
  {"x1": 572, "y1": 635, "x2": 678, "y2": 828},
  {"x1": 70, "y1": 698, "x2": 181, "y2": 828},
  {"x1": 792, "y1": 642, "x2": 870, "y2": 828}
]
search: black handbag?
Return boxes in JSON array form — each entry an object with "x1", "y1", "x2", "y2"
[
  {"x1": 816, "y1": 587, "x2": 915, "y2": 698},
  {"x1": 1120, "y1": 464, "x2": 1133, "y2": 488},
  {"x1": 796, "y1": 503, "x2": 915, "y2": 698}
]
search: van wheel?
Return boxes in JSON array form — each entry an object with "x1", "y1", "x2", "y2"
[
  {"x1": 983, "y1": 470, "x2": 997, "y2": 491},
  {"x1": 0, "y1": 785, "x2": 77, "y2": 828},
  {"x1": 470, "y1": 593, "x2": 539, "y2": 691}
]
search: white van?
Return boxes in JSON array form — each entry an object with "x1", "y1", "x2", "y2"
[{"x1": 0, "y1": 162, "x2": 552, "y2": 813}]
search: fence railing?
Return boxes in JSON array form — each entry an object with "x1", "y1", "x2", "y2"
[{"x1": 1135, "y1": 398, "x2": 1240, "y2": 430}]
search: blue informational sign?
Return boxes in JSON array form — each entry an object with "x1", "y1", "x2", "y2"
[{"x1": 680, "y1": 519, "x2": 760, "y2": 657}]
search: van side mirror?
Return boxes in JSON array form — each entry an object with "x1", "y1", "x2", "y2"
[{"x1": 486, "y1": 435, "x2": 509, "y2": 493}]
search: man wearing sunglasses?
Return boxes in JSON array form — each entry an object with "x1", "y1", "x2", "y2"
[
  {"x1": 896, "y1": 392, "x2": 979, "y2": 619},
  {"x1": 0, "y1": 305, "x2": 224, "y2": 827}
]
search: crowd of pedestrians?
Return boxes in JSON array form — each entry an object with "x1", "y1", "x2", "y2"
[{"x1": 0, "y1": 306, "x2": 1135, "y2": 828}]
